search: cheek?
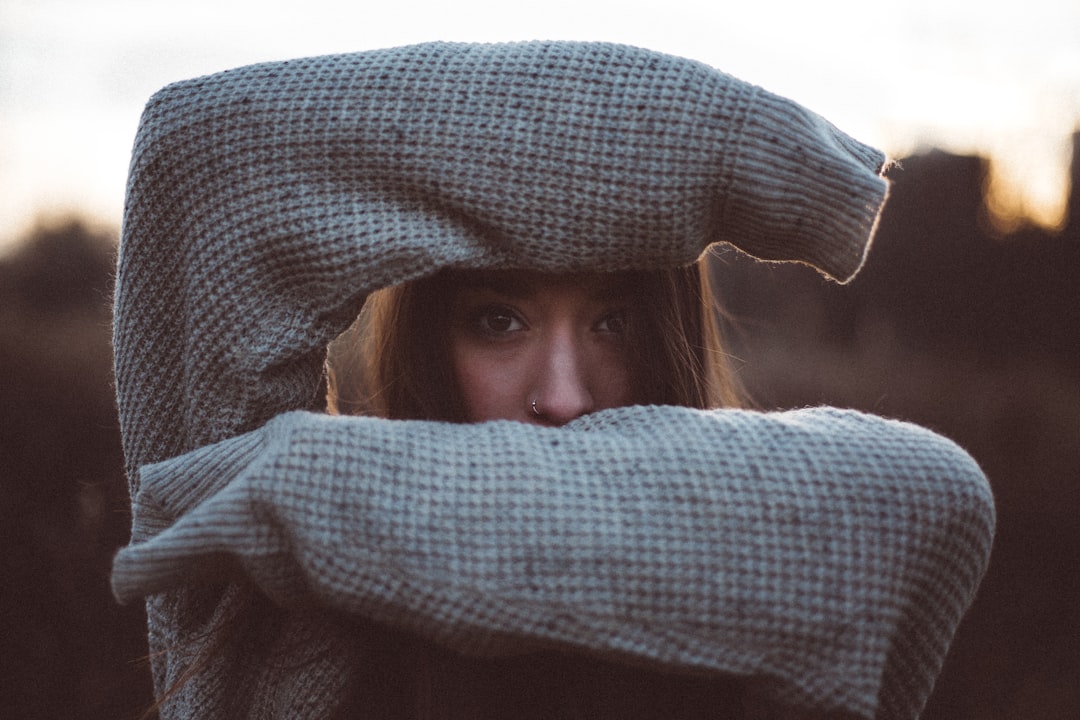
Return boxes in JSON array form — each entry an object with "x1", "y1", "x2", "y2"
[
  {"x1": 588, "y1": 347, "x2": 638, "y2": 410},
  {"x1": 451, "y1": 346, "x2": 527, "y2": 422}
]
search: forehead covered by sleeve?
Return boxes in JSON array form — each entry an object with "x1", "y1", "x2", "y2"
[{"x1": 124, "y1": 41, "x2": 887, "y2": 285}]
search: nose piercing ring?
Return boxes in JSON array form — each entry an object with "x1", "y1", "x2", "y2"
[{"x1": 531, "y1": 399, "x2": 541, "y2": 416}]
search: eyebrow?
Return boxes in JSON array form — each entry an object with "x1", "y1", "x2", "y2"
[
  {"x1": 464, "y1": 272, "x2": 536, "y2": 300},
  {"x1": 459, "y1": 271, "x2": 638, "y2": 304}
]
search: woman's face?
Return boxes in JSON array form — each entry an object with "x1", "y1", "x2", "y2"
[{"x1": 448, "y1": 270, "x2": 638, "y2": 425}]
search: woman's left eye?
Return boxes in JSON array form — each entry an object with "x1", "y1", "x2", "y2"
[{"x1": 595, "y1": 310, "x2": 627, "y2": 334}]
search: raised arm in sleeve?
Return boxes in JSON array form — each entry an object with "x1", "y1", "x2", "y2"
[{"x1": 112, "y1": 41, "x2": 888, "y2": 484}]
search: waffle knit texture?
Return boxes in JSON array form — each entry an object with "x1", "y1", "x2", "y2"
[{"x1": 110, "y1": 41, "x2": 994, "y2": 719}]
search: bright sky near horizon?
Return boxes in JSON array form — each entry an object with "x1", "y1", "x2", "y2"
[{"x1": 2, "y1": 0, "x2": 1079, "y2": 248}]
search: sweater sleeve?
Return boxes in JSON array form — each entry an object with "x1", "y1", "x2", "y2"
[
  {"x1": 112, "y1": 41, "x2": 888, "y2": 486},
  {"x1": 112, "y1": 405, "x2": 995, "y2": 720}
]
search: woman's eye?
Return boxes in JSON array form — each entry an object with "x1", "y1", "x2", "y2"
[
  {"x1": 595, "y1": 310, "x2": 627, "y2": 335},
  {"x1": 470, "y1": 306, "x2": 525, "y2": 335}
]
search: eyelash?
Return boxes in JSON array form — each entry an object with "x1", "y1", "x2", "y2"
[
  {"x1": 595, "y1": 310, "x2": 627, "y2": 335},
  {"x1": 466, "y1": 304, "x2": 526, "y2": 336}
]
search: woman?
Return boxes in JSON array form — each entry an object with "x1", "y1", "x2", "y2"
[
  {"x1": 323, "y1": 264, "x2": 756, "y2": 716},
  {"x1": 329, "y1": 264, "x2": 740, "y2": 422},
  {"x1": 111, "y1": 41, "x2": 995, "y2": 719}
]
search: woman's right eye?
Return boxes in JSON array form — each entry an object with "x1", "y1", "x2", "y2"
[{"x1": 469, "y1": 306, "x2": 525, "y2": 335}]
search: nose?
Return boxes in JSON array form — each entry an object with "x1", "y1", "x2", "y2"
[{"x1": 530, "y1": 329, "x2": 594, "y2": 426}]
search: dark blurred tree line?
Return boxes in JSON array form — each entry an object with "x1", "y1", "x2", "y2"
[
  {"x1": 1, "y1": 137, "x2": 1078, "y2": 719},
  {"x1": 0, "y1": 220, "x2": 151, "y2": 717}
]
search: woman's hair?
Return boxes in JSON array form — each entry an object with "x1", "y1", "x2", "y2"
[{"x1": 328, "y1": 258, "x2": 743, "y2": 419}]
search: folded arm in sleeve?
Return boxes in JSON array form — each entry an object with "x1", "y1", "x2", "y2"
[{"x1": 113, "y1": 404, "x2": 994, "y2": 719}]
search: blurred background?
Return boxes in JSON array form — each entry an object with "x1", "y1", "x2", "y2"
[{"x1": 1, "y1": 1, "x2": 1078, "y2": 718}]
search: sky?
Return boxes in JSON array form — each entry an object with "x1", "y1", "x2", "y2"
[{"x1": 2, "y1": 0, "x2": 1079, "y2": 248}]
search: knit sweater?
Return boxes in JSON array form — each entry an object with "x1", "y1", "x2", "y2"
[{"x1": 110, "y1": 41, "x2": 994, "y2": 719}]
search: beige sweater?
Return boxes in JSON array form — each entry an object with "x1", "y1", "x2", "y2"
[{"x1": 111, "y1": 41, "x2": 993, "y2": 719}]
